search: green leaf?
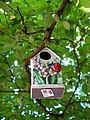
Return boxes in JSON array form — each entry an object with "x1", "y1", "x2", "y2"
[
  {"x1": 80, "y1": 6, "x2": 90, "y2": 13},
  {"x1": 65, "y1": 29, "x2": 74, "y2": 39},
  {"x1": 80, "y1": 0, "x2": 90, "y2": 8},
  {"x1": 43, "y1": 7, "x2": 53, "y2": 28},
  {"x1": 54, "y1": 14, "x2": 60, "y2": 22},
  {"x1": 82, "y1": 83, "x2": 88, "y2": 94},
  {"x1": 63, "y1": 21, "x2": 70, "y2": 30},
  {"x1": 0, "y1": 2, "x2": 11, "y2": 14}
]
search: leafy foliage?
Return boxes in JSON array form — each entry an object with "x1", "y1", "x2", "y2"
[{"x1": 0, "y1": 0, "x2": 90, "y2": 120}]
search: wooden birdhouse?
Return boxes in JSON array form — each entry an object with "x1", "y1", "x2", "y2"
[{"x1": 30, "y1": 46, "x2": 65, "y2": 99}]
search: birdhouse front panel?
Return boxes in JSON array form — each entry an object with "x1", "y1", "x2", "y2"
[{"x1": 31, "y1": 47, "x2": 65, "y2": 99}]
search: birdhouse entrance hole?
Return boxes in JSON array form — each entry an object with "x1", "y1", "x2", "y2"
[{"x1": 40, "y1": 51, "x2": 51, "y2": 60}]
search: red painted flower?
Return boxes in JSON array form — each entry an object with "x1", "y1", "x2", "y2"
[{"x1": 52, "y1": 63, "x2": 61, "y2": 72}]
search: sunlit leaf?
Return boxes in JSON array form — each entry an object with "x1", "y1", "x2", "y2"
[
  {"x1": 63, "y1": 21, "x2": 70, "y2": 30},
  {"x1": 80, "y1": 0, "x2": 90, "y2": 8}
]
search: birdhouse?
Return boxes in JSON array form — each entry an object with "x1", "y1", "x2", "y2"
[{"x1": 30, "y1": 46, "x2": 65, "y2": 99}]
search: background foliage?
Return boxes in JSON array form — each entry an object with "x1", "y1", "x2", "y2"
[{"x1": 0, "y1": 0, "x2": 90, "y2": 120}]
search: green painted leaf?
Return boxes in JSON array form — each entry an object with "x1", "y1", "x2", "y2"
[
  {"x1": 49, "y1": 75, "x2": 57, "y2": 84},
  {"x1": 33, "y1": 70, "x2": 45, "y2": 84}
]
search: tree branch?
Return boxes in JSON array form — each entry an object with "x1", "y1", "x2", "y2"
[
  {"x1": 61, "y1": 100, "x2": 90, "y2": 116},
  {"x1": 37, "y1": 99, "x2": 63, "y2": 118},
  {"x1": 45, "y1": 0, "x2": 69, "y2": 42},
  {"x1": 0, "y1": 90, "x2": 29, "y2": 93},
  {"x1": 8, "y1": 4, "x2": 19, "y2": 14},
  {"x1": 36, "y1": 99, "x2": 90, "y2": 118},
  {"x1": 62, "y1": 42, "x2": 81, "y2": 115},
  {"x1": 70, "y1": 100, "x2": 90, "y2": 105},
  {"x1": 17, "y1": 6, "x2": 46, "y2": 36},
  {"x1": 25, "y1": 29, "x2": 46, "y2": 36},
  {"x1": 17, "y1": 6, "x2": 27, "y2": 34},
  {"x1": 3, "y1": 54, "x2": 20, "y2": 90}
]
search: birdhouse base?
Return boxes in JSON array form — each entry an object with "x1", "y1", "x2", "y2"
[{"x1": 31, "y1": 84, "x2": 65, "y2": 99}]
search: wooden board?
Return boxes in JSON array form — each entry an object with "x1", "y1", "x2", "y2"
[{"x1": 31, "y1": 85, "x2": 65, "y2": 99}]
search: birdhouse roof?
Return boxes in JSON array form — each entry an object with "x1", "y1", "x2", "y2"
[{"x1": 31, "y1": 46, "x2": 61, "y2": 60}]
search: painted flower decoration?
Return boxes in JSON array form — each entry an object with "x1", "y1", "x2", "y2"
[
  {"x1": 32, "y1": 56, "x2": 39, "y2": 64},
  {"x1": 32, "y1": 56, "x2": 61, "y2": 80},
  {"x1": 49, "y1": 69, "x2": 57, "y2": 76},
  {"x1": 39, "y1": 71, "x2": 48, "y2": 78},
  {"x1": 40, "y1": 64, "x2": 49, "y2": 72},
  {"x1": 34, "y1": 63, "x2": 40, "y2": 70}
]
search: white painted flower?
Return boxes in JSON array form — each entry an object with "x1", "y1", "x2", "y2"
[
  {"x1": 40, "y1": 64, "x2": 49, "y2": 72},
  {"x1": 32, "y1": 56, "x2": 39, "y2": 64},
  {"x1": 40, "y1": 71, "x2": 48, "y2": 78},
  {"x1": 34, "y1": 63, "x2": 40, "y2": 70},
  {"x1": 49, "y1": 69, "x2": 57, "y2": 76}
]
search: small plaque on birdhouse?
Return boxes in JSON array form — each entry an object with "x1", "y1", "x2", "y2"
[{"x1": 30, "y1": 46, "x2": 65, "y2": 99}]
